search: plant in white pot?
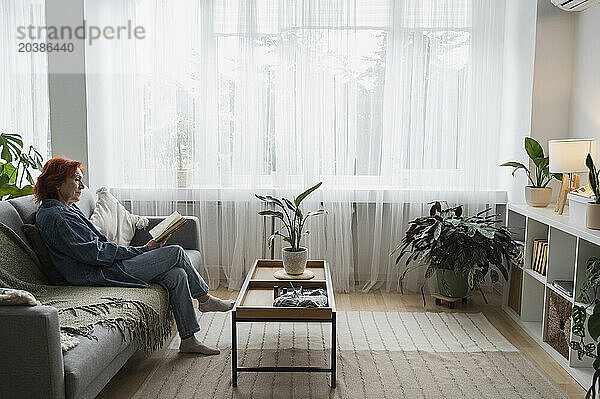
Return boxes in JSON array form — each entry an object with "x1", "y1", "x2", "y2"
[
  {"x1": 585, "y1": 154, "x2": 600, "y2": 230},
  {"x1": 256, "y1": 182, "x2": 326, "y2": 275},
  {"x1": 176, "y1": 113, "x2": 193, "y2": 188},
  {"x1": 501, "y1": 137, "x2": 562, "y2": 207}
]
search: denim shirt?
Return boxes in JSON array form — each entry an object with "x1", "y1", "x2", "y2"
[{"x1": 36, "y1": 199, "x2": 150, "y2": 288}]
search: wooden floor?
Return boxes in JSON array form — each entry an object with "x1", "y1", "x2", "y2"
[{"x1": 97, "y1": 288, "x2": 586, "y2": 399}]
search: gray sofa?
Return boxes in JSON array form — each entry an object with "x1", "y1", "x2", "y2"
[{"x1": 0, "y1": 189, "x2": 203, "y2": 399}]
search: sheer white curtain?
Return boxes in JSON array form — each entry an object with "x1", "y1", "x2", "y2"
[
  {"x1": 0, "y1": 0, "x2": 50, "y2": 158},
  {"x1": 86, "y1": 0, "x2": 531, "y2": 292}
]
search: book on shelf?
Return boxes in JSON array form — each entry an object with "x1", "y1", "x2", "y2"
[
  {"x1": 531, "y1": 239, "x2": 548, "y2": 275},
  {"x1": 149, "y1": 211, "x2": 187, "y2": 242},
  {"x1": 538, "y1": 242, "x2": 548, "y2": 275},
  {"x1": 531, "y1": 240, "x2": 539, "y2": 272},
  {"x1": 552, "y1": 280, "x2": 574, "y2": 297}
]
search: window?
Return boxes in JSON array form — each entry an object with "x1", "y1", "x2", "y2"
[
  {"x1": 86, "y1": 0, "x2": 506, "y2": 192},
  {"x1": 1, "y1": 0, "x2": 51, "y2": 159}
]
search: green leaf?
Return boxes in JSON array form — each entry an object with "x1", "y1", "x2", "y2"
[
  {"x1": 425, "y1": 264, "x2": 435, "y2": 279},
  {"x1": 25, "y1": 169, "x2": 33, "y2": 185},
  {"x1": 587, "y1": 154, "x2": 600, "y2": 202},
  {"x1": 533, "y1": 156, "x2": 549, "y2": 170},
  {"x1": 1, "y1": 146, "x2": 12, "y2": 162},
  {"x1": 257, "y1": 210, "x2": 285, "y2": 221},
  {"x1": 525, "y1": 137, "x2": 544, "y2": 161},
  {"x1": 468, "y1": 269, "x2": 474, "y2": 289},
  {"x1": 490, "y1": 269, "x2": 499, "y2": 283},
  {"x1": 589, "y1": 305, "x2": 600, "y2": 342},
  {"x1": 455, "y1": 205, "x2": 462, "y2": 218},
  {"x1": 283, "y1": 197, "x2": 296, "y2": 212},
  {"x1": 0, "y1": 162, "x2": 16, "y2": 181},
  {"x1": 0, "y1": 183, "x2": 25, "y2": 198},
  {"x1": 429, "y1": 203, "x2": 437, "y2": 216},
  {"x1": 306, "y1": 209, "x2": 326, "y2": 217},
  {"x1": 4, "y1": 134, "x2": 23, "y2": 147},
  {"x1": 294, "y1": 182, "x2": 322, "y2": 206},
  {"x1": 433, "y1": 223, "x2": 442, "y2": 241},
  {"x1": 500, "y1": 161, "x2": 529, "y2": 177}
]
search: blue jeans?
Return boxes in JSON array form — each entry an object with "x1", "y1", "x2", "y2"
[{"x1": 120, "y1": 245, "x2": 209, "y2": 337}]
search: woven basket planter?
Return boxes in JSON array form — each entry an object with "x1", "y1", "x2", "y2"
[{"x1": 546, "y1": 290, "x2": 572, "y2": 359}]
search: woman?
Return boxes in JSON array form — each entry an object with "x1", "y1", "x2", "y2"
[{"x1": 34, "y1": 157, "x2": 232, "y2": 355}]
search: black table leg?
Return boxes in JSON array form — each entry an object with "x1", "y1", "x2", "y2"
[
  {"x1": 232, "y1": 311, "x2": 237, "y2": 387},
  {"x1": 331, "y1": 313, "x2": 336, "y2": 388}
]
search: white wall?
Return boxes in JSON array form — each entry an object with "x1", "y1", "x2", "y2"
[
  {"x1": 569, "y1": 5, "x2": 600, "y2": 142},
  {"x1": 45, "y1": 0, "x2": 89, "y2": 184},
  {"x1": 529, "y1": 0, "x2": 576, "y2": 199}
]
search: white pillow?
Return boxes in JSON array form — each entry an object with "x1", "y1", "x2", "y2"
[
  {"x1": 0, "y1": 288, "x2": 41, "y2": 306},
  {"x1": 89, "y1": 187, "x2": 149, "y2": 246}
]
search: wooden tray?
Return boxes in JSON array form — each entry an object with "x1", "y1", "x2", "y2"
[{"x1": 233, "y1": 259, "x2": 335, "y2": 320}]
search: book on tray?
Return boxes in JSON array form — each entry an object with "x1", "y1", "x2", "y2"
[{"x1": 149, "y1": 211, "x2": 187, "y2": 242}]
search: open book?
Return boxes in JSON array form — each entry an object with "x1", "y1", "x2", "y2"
[{"x1": 149, "y1": 211, "x2": 187, "y2": 242}]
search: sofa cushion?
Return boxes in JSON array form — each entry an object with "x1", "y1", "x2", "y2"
[
  {"x1": 76, "y1": 189, "x2": 97, "y2": 219},
  {"x1": 22, "y1": 224, "x2": 68, "y2": 285},
  {"x1": 184, "y1": 249, "x2": 202, "y2": 273},
  {"x1": 7, "y1": 195, "x2": 38, "y2": 224},
  {"x1": 0, "y1": 201, "x2": 30, "y2": 245},
  {"x1": 63, "y1": 324, "x2": 136, "y2": 399},
  {"x1": 89, "y1": 187, "x2": 149, "y2": 246}
]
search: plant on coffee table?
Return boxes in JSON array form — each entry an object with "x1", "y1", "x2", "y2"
[
  {"x1": 392, "y1": 201, "x2": 518, "y2": 305},
  {"x1": 256, "y1": 182, "x2": 326, "y2": 274}
]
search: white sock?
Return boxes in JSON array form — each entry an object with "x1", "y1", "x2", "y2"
[
  {"x1": 198, "y1": 295, "x2": 234, "y2": 312},
  {"x1": 179, "y1": 334, "x2": 220, "y2": 355}
]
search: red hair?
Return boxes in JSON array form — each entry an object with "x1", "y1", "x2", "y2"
[{"x1": 33, "y1": 157, "x2": 84, "y2": 203}]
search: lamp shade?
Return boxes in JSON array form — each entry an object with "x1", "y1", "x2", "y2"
[{"x1": 548, "y1": 138, "x2": 597, "y2": 173}]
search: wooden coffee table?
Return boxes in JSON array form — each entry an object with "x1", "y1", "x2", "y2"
[{"x1": 231, "y1": 259, "x2": 336, "y2": 387}]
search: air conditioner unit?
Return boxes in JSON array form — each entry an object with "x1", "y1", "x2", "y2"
[{"x1": 551, "y1": 0, "x2": 600, "y2": 11}]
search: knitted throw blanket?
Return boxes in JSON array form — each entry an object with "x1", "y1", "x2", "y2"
[{"x1": 0, "y1": 223, "x2": 172, "y2": 353}]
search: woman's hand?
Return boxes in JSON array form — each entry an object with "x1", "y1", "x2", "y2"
[{"x1": 146, "y1": 234, "x2": 172, "y2": 250}]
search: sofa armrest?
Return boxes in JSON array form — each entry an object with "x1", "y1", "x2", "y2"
[
  {"x1": 130, "y1": 216, "x2": 201, "y2": 250},
  {"x1": 0, "y1": 305, "x2": 65, "y2": 399}
]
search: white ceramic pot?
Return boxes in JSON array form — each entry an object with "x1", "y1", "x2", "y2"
[
  {"x1": 524, "y1": 186, "x2": 552, "y2": 207},
  {"x1": 282, "y1": 247, "x2": 308, "y2": 275},
  {"x1": 586, "y1": 203, "x2": 600, "y2": 230},
  {"x1": 177, "y1": 169, "x2": 191, "y2": 188}
]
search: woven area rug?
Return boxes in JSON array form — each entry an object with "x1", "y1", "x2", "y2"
[{"x1": 133, "y1": 311, "x2": 566, "y2": 399}]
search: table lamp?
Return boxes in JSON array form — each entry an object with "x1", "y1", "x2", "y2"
[{"x1": 549, "y1": 138, "x2": 597, "y2": 214}]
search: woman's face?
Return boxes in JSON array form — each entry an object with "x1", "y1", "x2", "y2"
[{"x1": 57, "y1": 168, "x2": 85, "y2": 206}]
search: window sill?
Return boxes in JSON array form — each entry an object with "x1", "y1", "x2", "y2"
[{"x1": 108, "y1": 186, "x2": 507, "y2": 204}]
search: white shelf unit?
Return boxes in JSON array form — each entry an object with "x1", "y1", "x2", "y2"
[{"x1": 503, "y1": 204, "x2": 598, "y2": 389}]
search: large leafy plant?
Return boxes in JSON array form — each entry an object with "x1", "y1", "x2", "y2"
[
  {"x1": 586, "y1": 154, "x2": 600, "y2": 204},
  {"x1": 256, "y1": 182, "x2": 326, "y2": 252},
  {"x1": 392, "y1": 202, "x2": 517, "y2": 303},
  {"x1": 501, "y1": 137, "x2": 562, "y2": 188},
  {"x1": 571, "y1": 257, "x2": 600, "y2": 399},
  {"x1": 0, "y1": 133, "x2": 43, "y2": 200}
]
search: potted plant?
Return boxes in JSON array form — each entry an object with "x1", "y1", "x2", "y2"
[
  {"x1": 392, "y1": 202, "x2": 517, "y2": 305},
  {"x1": 501, "y1": 137, "x2": 562, "y2": 207},
  {"x1": 570, "y1": 256, "x2": 600, "y2": 398},
  {"x1": 256, "y1": 182, "x2": 326, "y2": 275},
  {"x1": 176, "y1": 113, "x2": 193, "y2": 188},
  {"x1": 585, "y1": 154, "x2": 600, "y2": 230},
  {"x1": 0, "y1": 133, "x2": 44, "y2": 200}
]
